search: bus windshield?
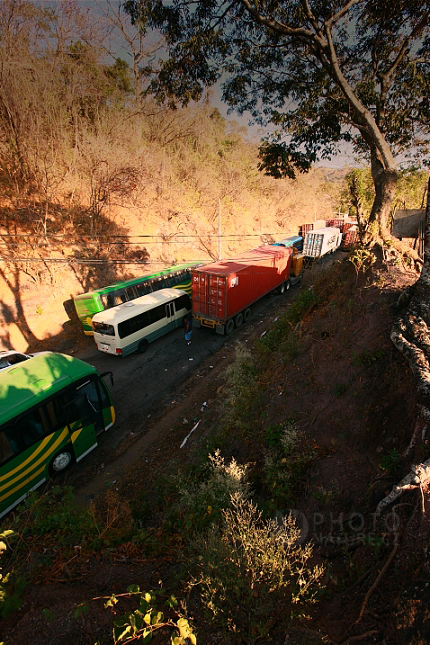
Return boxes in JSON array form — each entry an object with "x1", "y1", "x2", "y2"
[{"x1": 93, "y1": 322, "x2": 115, "y2": 336}]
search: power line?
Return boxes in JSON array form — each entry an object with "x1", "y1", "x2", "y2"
[
  {"x1": 0, "y1": 233, "x2": 278, "y2": 239},
  {"x1": 0, "y1": 257, "x2": 207, "y2": 265}
]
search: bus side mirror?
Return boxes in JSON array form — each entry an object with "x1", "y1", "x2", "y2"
[{"x1": 100, "y1": 371, "x2": 114, "y2": 386}]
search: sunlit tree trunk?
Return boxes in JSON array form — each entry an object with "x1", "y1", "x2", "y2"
[{"x1": 367, "y1": 152, "x2": 399, "y2": 239}]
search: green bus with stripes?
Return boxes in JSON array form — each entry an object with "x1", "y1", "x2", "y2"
[
  {"x1": 0, "y1": 352, "x2": 115, "y2": 518},
  {"x1": 74, "y1": 262, "x2": 201, "y2": 335}
]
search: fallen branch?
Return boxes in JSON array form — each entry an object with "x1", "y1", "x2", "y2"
[
  {"x1": 376, "y1": 460, "x2": 430, "y2": 515},
  {"x1": 341, "y1": 630, "x2": 380, "y2": 644},
  {"x1": 355, "y1": 538, "x2": 398, "y2": 624}
]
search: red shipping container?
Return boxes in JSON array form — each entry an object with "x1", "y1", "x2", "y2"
[
  {"x1": 300, "y1": 223, "x2": 314, "y2": 236},
  {"x1": 326, "y1": 218, "x2": 344, "y2": 230},
  {"x1": 343, "y1": 220, "x2": 358, "y2": 232},
  {"x1": 341, "y1": 229, "x2": 359, "y2": 249},
  {"x1": 192, "y1": 245, "x2": 293, "y2": 334}
]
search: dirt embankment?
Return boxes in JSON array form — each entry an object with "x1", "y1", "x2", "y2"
[{"x1": 2, "y1": 250, "x2": 429, "y2": 645}]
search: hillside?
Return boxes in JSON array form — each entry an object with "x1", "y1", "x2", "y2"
[
  {"x1": 0, "y1": 162, "x2": 345, "y2": 354},
  {"x1": 2, "y1": 246, "x2": 428, "y2": 645}
]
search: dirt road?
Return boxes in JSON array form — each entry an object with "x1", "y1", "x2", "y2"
[{"x1": 58, "y1": 253, "x2": 341, "y2": 505}]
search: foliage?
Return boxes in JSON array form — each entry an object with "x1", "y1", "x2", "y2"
[
  {"x1": 262, "y1": 423, "x2": 318, "y2": 512},
  {"x1": 188, "y1": 493, "x2": 324, "y2": 641},
  {"x1": 257, "y1": 287, "x2": 318, "y2": 357},
  {"x1": 165, "y1": 450, "x2": 251, "y2": 534},
  {"x1": 341, "y1": 167, "x2": 428, "y2": 222},
  {"x1": 2, "y1": 485, "x2": 135, "y2": 593},
  {"x1": 79, "y1": 587, "x2": 196, "y2": 644},
  {"x1": 349, "y1": 249, "x2": 377, "y2": 277},
  {"x1": 126, "y1": 0, "x2": 430, "y2": 233},
  {"x1": 222, "y1": 343, "x2": 262, "y2": 434},
  {"x1": 379, "y1": 449, "x2": 402, "y2": 475},
  {"x1": 0, "y1": 528, "x2": 24, "y2": 618}
]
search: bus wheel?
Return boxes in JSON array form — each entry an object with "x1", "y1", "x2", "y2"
[
  {"x1": 243, "y1": 308, "x2": 252, "y2": 322},
  {"x1": 235, "y1": 313, "x2": 243, "y2": 328},
  {"x1": 50, "y1": 448, "x2": 73, "y2": 474},
  {"x1": 225, "y1": 319, "x2": 235, "y2": 335},
  {"x1": 137, "y1": 339, "x2": 149, "y2": 354}
]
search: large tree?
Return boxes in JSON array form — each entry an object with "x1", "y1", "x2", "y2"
[{"x1": 124, "y1": 0, "x2": 429, "y2": 238}]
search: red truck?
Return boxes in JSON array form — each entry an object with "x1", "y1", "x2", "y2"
[{"x1": 191, "y1": 244, "x2": 303, "y2": 335}]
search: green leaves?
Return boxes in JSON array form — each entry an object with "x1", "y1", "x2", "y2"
[{"x1": 108, "y1": 588, "x2": 196, "y2": 645}]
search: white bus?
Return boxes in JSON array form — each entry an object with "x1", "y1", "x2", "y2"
[{"x1": 92, "y1": 288, "x2": 191, "y2": 356}]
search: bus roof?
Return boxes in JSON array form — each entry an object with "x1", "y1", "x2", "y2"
[
  {"x1": 92, "y1": 288, "x2": 188, "y2": 325},
  {"x1": 74, "y1": 262, "x2": 202, "y2": 300},
  {"x1": 0, "y1": 353, "x2": 97, "y2": 425}
]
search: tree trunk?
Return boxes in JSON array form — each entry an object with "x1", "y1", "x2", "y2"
[
  {"x1": 378, "y1": 178, "x2": 430, "y2": 517},
  {"x1": 366, "y1": 150, "x2": 398, "y2": 239}
]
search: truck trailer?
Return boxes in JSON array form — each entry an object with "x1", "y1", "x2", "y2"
[
  {"x1": 303, "y1": 227, "x2": 342, "y2": 259},
  {"x1": 192, "y1": 245, "x2": 303, "y2": 335}
]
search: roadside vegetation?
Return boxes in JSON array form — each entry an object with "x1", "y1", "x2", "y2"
[{"x1": 1, "y1": 249, "x2": 420, "y2": 643}]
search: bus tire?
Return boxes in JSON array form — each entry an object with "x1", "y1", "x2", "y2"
[
  {"x1": 137, "y1": 339, "x2": 149, "y2": 354},
  {"x1": 243, "y1": 308, "x2": 251, "y2": 322},
  {"x1": 225, "y1": 319, "x2": 235, "y2": 335},
  {"x1": 235, "y1": 313, "x2": 243, "y2": 328},
  {"x1": 50, "y1": 448, "x2": 73, "y2": 474}
]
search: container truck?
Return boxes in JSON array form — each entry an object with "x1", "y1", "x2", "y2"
[
  {"x1": 303, "y1": 227, "x2": 342, "y2": 259},
  {"x1": 192, "y1": 245, "x2": 303, "y2": 335},
  {"x1": 341, "y1": 225, "x2": 359, "y2": 250},
  {"x1": 272, "y1": 235, "x2": 304, "y2": 252}
]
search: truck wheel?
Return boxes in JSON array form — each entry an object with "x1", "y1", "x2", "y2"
[
  {"x1": 137, "y1": 339, "x2": 148, "y2": 354},
  {"x1": 285, "y1": 280, "x2": 291, "y2": 290},
  {"x1": 235, "y1": 313, "x2": 243, "y2": 328},
  {"x1": 244, "y1": 308, "x2": 251, "y2": 322},
  {"x1": 50, "y1": 447, "x2": 73, "y2": 474},
  {"x1": 225, "y1": 319, "x2": 235, "y2": 335},
  {"x1": 273, "y1": 283, "x2": 285, "y2": 295}
]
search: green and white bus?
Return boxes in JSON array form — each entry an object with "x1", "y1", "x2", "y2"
[
  {"x1": 92, "y1": 288, "x2": 191, "y2": 357},
  {"x1": 74, "y1": 262, "x2": 201, "y2": 335},
  {"x1": 0, "y1": 352, "x2": 115, "y2": 519}
]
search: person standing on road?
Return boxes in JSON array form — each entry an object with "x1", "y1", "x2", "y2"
[{"x1": 184, "y1": 313, "x2": 193, "y2": 345}]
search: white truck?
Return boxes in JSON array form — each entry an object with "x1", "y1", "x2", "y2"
[{"x1": 303, "y1": 227, "x2": 342, "y2": 259}]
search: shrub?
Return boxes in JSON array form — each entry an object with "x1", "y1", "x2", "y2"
[
  {"x1": 262, "y1": 422, "x2": 316, "y2": 511},
  {"x1": 379, "y1": 448, "x2": 402, "y2": 475},
  {"x1": 166, "y1": 450, "x2": 251, "y2": 533},
  {"x1": 189, "y1": 493, "x2": 324, "y2": 642},
  {"x1": 222, "y1": 343, "x2": 262, "y2": 434}
]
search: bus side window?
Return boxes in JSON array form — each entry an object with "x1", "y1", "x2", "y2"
[
  {"x1": 155, "y1": 278, "x2": 169, "y2": 290},
  {"x1": 175, "y1": 294, "x2": 191, "y2": 311},
  {"x1": 125, "y1": 287, "x2": 137, "y2": 300},
  {"x1": 0, "y1": 427, "x2": 18, "y2": 464},
  {"x1": 113, "y1": 293, "x2": 127, "y2": 306},
  {"x1": 97, "y1": 379, "x2": 111, "y2": 410},
  {"x1": 136, "y1": 282, "x2": 151, "y2": 296},
  {"x1": 102, "y1": 294, "x2": 115, "y2": 309},
  {"x1": 19, "y1": 410, "x2": 46, "y2": 448},
  {"x1": 148, "y1": 303, "x2": 166, "y2": 325}
]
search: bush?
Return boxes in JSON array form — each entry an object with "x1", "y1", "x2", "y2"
[
  {"x1": 222, "y1": 343, "x2": 262, "y2": 434},
  {"x1": 166, "y1": 450, "x2": 251, "y2": 533},
  {"x1": 189, "y1": 493, "x2": 324, "y2": 642}
]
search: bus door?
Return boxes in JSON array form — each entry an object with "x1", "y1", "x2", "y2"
[
  {"x1": 165, "y1": 300, "x2": 175, "y2": 330},
  {"x1": 64, "y1": 379, "x2": 105, "y2": 461}
]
